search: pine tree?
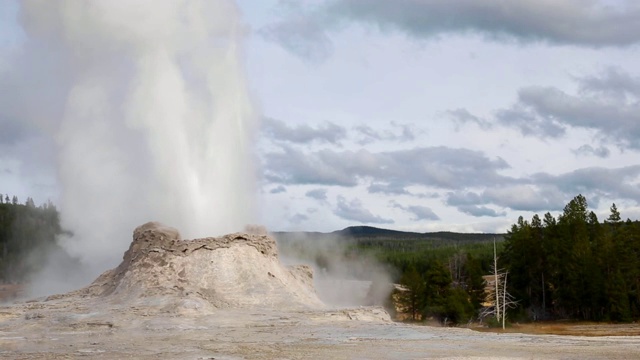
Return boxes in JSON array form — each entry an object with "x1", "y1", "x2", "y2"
[{"x1": 398, "y1": 266, "x2": 425, "y2": 321}]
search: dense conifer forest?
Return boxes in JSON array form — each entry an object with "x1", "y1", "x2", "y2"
[{"x1": 503, "y1": 195, "x2": 640, "y2": 322}]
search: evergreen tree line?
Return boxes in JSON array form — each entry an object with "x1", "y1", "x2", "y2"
[
  {"x1": 377, "y1": 242, "x2": 494, "y2": 325},
  {"x1": 502, "y1": 195, "x2": 640, "y2": 322},
  {"x1": 394, "y1": 254, "x2": 487, "y2": 325},
  {"x1": 0, "y1": 194, "x2": 63, "y2": 283}
]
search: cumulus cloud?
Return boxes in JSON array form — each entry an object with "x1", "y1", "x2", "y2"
[
  {"x1": 266, "y1": 0, "x2": 640, "y2": 59},
  {"x1": 354, "y1": 123, "x2": 415, "y2": 144},
  {"x1": 445, "y1": 191, "x2": 484, "y2": 207},
  {"x1": 264, "y1": 146, "x2": 512, "y2": 189},
  {"x1": 515, "y1": 85, "x2": 639, "y2": 146},
  {"x1": 261, "y1": 2, "x2": 334, "y2": 61},
  {"x1": 495, "y1": 103, "x2": 567, "y2": 138},
  {"x1": 264, "y1": 146, "x2": 360, "y2": 186},
  {"x1": 445, "y1": 193, "x2": 505, "y2": 217},
  {"x1": 578, "y1": 67, "x2": 640, "y2": 99},
  {"x1": 448, "y1": 108, "x2": 492, "y2": 130},
  {"x1": 465, "y1": 69, "x2": 640, "y2": 150},
  {"x1": 456, "y1": 205, "x2": 506, "y2": 218},
  {"x1": 532, "y1": 166, "x2": 640, "y2": 203},
  {"x1": 481, "y1": 186, "x2": 566, "y2": 212},
  {"x1": 390, "y1": 200, "x2": 440, "y2": 221},
  {"x1": 263, "y1": 117, "x2": 347, "y2": 144},
  {"x1": 573, "y1": 144, "x2": 610, "y2": 158},
  {"x1": 270, "y1": 185, "x2": 287, "y2": 194},
  {"x1": 441, "y1": 165, "x2": 640, "y2": 217},
  {"x1": 405, "y1": 205, "x2": 440, "y2": 221},
  {"x1": 367, "y1": 182, "x2": 410, "y2": 196},
  {"x1": 289, "y1": 213, "x2": 309, "y2": 224},
  {"x1": 334, "y1": 195, "x2": 393, "y2": 224},
  {"x1": 305, "y1": 188, "x2": 328, "y2": 201},
  {"x1": 446, "y1": 186, "x2": 573, "y2": 214}
]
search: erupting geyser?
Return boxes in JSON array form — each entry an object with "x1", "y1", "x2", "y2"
[{"x1": 19, "y1": 0, "x2": 257, "y2": 285}]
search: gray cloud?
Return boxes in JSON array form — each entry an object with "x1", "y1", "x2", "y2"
[
  {"x1": 0, "y1": 117, "x2": 31, "y2": 146},
  {"x1": 263, "y1": 117, "x2": 347, "y2": 145},
  {"x1": 445, "y1": 184, "x2": 565, "y2": 213},
  {"x1": 266, "y1": 0, "x2": 640, "y2": 59},
  {"x1": 261, "y1": 2, "x2": 335, "y2": 61},
  {"x1": 448, "y1": 108, "x2": 492, "y2": 130},
  {"x1": 446, "y1": 186, "x2": 567, "y2": 214},
  {"x1": 270, "y1": 185, "x2": 287, "y2": 194},
  {"x1": 367, "y1": 182, "x2": 410, "y2": 196},
  {"x1": 533, "y1": 166, "x2": 640, "y2": 203},
  {"x1": 495, "y1": 103, "x2": 567, "y2": 138},
  {"x1": 462, "y1": 69, "x2": 640, "y2": 150},
  {"x1": 290, "y1": 213, "x2": 309, "y2": 225},
  {"x1": 264, "y1": 146, "x2": 512, "y2": 189},
  {"x1": 456, "y1": 205, "x2": 505, "y2": 218},
  {"x1": 442, "y1": 165, "x2": 640, "y2": 216},
  {"x1": 405, "y1": 205, "x2": 440, "y2": 221},
  {"x1": 334, "y1": 195, "x2": 393, "y2": 224},
  {"x1": 354, "y1": 123, "x2": 415, "y2": 145},
  {"x1": 305, "y1": 188, "x2": 328, "y2": 201},
  {"x1": 481, "y1": 186, "x2": 566, "y2": 212},
  {"x1": 390, "y1": 200, "x2": 439, "y2": 221},
  {"x1": 573, "y1": 144, "x2": 611, "y2": 158},
  {"x1": 446, "y1": 191, "x2": 484, "y2": 207},
  {"x1": 264, "y1": 146, "x2": 360, "y2": 186},
  {"x1": 511, "y1": 84, "x2": 639, "y2": 148},
  {"x1": 578, "y1": 67, "x2": 640, "y2": 98},
  {"x1": 329, "y1": 0, "x2": 640, "y2": 47}
]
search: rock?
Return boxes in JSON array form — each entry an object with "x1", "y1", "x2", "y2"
[{"x1": 77, "y1": 222, "x2": 323, "y2": 311}]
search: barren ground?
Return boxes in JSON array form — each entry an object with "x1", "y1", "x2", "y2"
[{"x1": 2, "y1": 298, "x2": 640, "y2": 360}]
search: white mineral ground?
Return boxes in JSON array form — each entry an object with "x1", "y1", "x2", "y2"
[{"x1": 1, "y1": 222, "x2": 639, "y2": 359}]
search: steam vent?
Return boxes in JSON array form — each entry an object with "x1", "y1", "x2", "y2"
[{"x1": 75, "y1": 222, "x2": 324, "y2": 312}]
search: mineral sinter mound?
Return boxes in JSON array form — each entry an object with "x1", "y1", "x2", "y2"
[{"x1": 68, "y1": 222, "x2": 324, "y2": 313}]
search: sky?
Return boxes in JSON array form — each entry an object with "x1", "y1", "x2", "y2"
[{"x1": 2, "y1": 0, "x2": 640, "y2": 234}]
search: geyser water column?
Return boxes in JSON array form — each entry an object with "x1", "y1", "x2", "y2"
[{"x1": 21, "y1": 1, "x2": 256, "y2": 275}]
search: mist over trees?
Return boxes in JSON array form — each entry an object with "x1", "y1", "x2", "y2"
[{"x1": 0, "y1": 195, "x2": 64, "y2": 283}]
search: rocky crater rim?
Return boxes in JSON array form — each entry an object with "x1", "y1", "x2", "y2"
[{"x1": 128, "y1": 221, "x2": 279, "y2": 259}]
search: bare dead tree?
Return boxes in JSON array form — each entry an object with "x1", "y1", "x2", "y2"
[{"x1": 480, "y1": 238, "x2": 518, "y2": 329}]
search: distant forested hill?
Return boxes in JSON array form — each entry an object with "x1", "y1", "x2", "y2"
[
  {"x1": 274, "y1": 225, "x2": 503, "y2": 260},
  {"x1": 276, "y1": 225, "x2": 502, "y2": 245}
]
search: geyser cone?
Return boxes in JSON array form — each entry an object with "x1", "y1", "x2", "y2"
[{"x1": 80, "y1": 222, "x2": 323, "y2": 311}]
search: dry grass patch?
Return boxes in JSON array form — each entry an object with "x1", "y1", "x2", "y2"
[{"x1": 473, "y1": 321, "x2": 640, "y2": 336}]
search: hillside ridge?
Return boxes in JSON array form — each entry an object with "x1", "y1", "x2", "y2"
[{"x1": 274, "y1": 225, "x2": 504, "y2": 242}]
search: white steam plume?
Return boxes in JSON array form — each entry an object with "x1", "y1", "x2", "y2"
[
  {"x1": 276, "y1": 233, "x2": 395, "y2": 308},
  {"x1": 17, "y1": 0, "x2": 256, "y2": 293}
]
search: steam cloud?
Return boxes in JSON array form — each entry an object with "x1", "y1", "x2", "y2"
[
  {"x1": 12, "y1": 1, "x2": 257, "y2": 294},
  {"x1": 276, "y1": 233, "x2": 395, "y2": 308}
]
